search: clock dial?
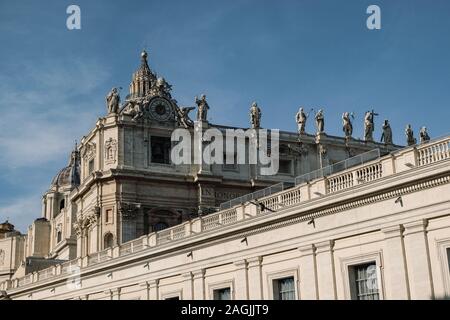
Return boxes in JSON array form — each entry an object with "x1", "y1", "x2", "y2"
[{"x1": 148, "y1": 97, "x2": 173, "y2": 121}]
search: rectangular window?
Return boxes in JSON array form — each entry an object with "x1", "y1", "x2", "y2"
[
  {"x1": 273, "y1": 277, "x2": 295, "y2": 300},
  {"x1": 122, "y1": 221, "x2": 136, "y2": 243},
  {"x1": 278, "y1": 160, "x2": 292, "y2": 175},
  {"x1": 165, "y1": 296, "x2": 180, "y2": 300},
  {"x1": 349, "y1": 262, "x2": 379, "y2": 300},
  {"x1": 213, "y1": 287, "x2": 231, "y2": 300},
  {"x1": 151, "y1": 136, "x2": 171, "y2": 164},
  {"x1": 105, "y1": 209, "x2": 113, "y2": 223},
  {"x1": 88, "y1": 159, "x2": 94, "y2": 174},
  {"x1": 223, "y1": 153, "x2": 237, "y2": 171}
]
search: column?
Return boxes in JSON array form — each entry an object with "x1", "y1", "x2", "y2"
[
  {"x1": 403, "y1": 220, "x2": 434, "y2": 299},
  {"x1": 382, "y1": 225, "x2": 410, "y2": 299},
  {"x1": 111, "y1": 288, "x2": 121, "y2": 300},
  {"x1": 192, "y1": 269, "x2": 205, "y2": 300},
  {"x1": 233, "y1": 260, "x2": 248, "y2": 300},
  {"x1": 298, "y1": 244, "x2": 318, "y2": 300},
  {"x1": 247, "y1": 256, "x2": 263, "y2": 299},
  {"x1": 182, "y1": 272, "x2": 194, "y2": 300},
  {"x1": 139, "y1": 281, "x2": 150, "y2": 300},
  {"x1": 148, "y1": 279, "x2": 159, "y2": 300},
  {"x1": 315, "y1": 240, "x2": 336, "y2": 299}
]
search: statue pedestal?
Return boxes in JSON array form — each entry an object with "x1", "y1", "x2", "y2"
[{"x1": 315, "y1": 132, "x2": 327, "y2": 144}]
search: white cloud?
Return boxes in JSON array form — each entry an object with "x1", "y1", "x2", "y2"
[
  {"x1": 0, "y1": 57, "x2": 110, "y2": 168},
  {"x1": 0, "y1": 56, "x2": 111, "y2": 228},
  {"x1": 0, "y1": 193, "x2": 42, "y2": 233}
]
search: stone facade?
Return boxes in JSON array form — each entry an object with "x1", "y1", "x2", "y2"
[
  {"x1": 4, "y1": 50, "x2": 444, "y2": 300},
  {"x1": 0, "y1": 135, "x2": 449, "y2": 300}
]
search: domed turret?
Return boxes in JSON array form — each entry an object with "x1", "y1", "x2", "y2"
[
  {"x1": 51, "y1": 143, "x2": 80, "y2": 189},
  {"x1": 128, "y1": 50, "x2": 157, "y2": 99},
  {"x1": 0, "y1": 220, "x2": 17, "y2": 239}
]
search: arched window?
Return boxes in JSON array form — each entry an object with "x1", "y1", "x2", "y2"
[
  {"x1": 59, "y1": 199, "x2": 65, "y2": 211},
  {"x1": 104, "y1": 233, "x2": 114, "y2": 249},
  {"x1": 57, "y1": 231, "x2": 62, "y2": 243},
  {"x1": 153, "y1": 222, "x2": 168, "y2": 232}
]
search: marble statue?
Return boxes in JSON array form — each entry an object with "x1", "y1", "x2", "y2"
[
  {"x1": 315, "y1": 109, "x2": 325, "y2": 134},
  {"x1": 381, "y1": 119, "x2": 393, "y2": 145},
  {"x1": 152, "y1": 77, "x2": 172, "y2": 98},
  {"x1": 419, "y1": 126, "x2": 431, "y2": 143},
  {"x1": 176, "y1": 106, "x2": 195, "y2": 128},
  {"x1": 405, "y1": 124, "x2": 417, "y2": 146},
  {"x1": 195, "y1": 94, "x2": 210, "y2": 122},
  {"x1": 122, "y1": 100, "x2": 144, "y2": 121},
  {"x1": 364, "y1": 110, "x2": 378, "y2": 141},
  {"x1": 106, "y1": 88, "x2": 120, "y2": 114},
  {"x1": 249, "y1": 102, "x2": 262, "y2": 129},
  {"x1": 342, "y1": 112, "x2": 353, "y2": 138},
  {"x1": 295, "y1": 107, "x2": 308, "y2": 134}
]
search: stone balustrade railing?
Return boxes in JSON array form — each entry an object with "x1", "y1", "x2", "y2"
[
  {"x1": 3, "y1": 135, "x2": 450, "y2": 291},
  {"x1": 417, "y1": 138, "x2": 450, "y2": 166},
  {"x1": 37, "y1": 267, "x2": 55, "y2": 281}
]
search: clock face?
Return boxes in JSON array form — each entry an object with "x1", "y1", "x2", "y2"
[{"x1": 148, "y1": 97, "x2": 173, "y2": 121}]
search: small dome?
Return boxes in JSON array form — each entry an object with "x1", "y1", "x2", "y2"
[
  {"x1": 51, "y1": 165, "x2": 80, "y2": 188},
  {"x1": 128, "y1": 50, "x2": 157, "y2": 99},
  {"x1": 51, "y1": 145, "x2": 80, "y2": 188},
  {"x1": 0, "y1": 220, "x2": 15, "y2": 233}
]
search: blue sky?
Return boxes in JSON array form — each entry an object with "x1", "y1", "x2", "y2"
[{"x1": 1, "y1": 0, "x2": 449, "y2": 232}]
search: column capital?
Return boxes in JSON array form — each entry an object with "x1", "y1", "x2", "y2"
[
  {"x1": 233, "y1": 259, "x2": 248, "y2": 269},
  {"x1": 382, "y1": 225, "x2": 404, "y2": 239},
  {"x1": 403, "y1": 219, "x2": 428, "y2": 236},
  {"x1": 314, "y1": 240, "x2": 334, "y2": 253},
  {"x1": 148, "y1": 279, "x2": 159, "y2": 288},
  {"x1": 298, "y1": 244, "x2": 316, "y2": 256},
  {"x1": 109, "y1": 287, "x2": 121, "y2": 294},
  {"x1": 182, "y1": 272, "x2": 193, "y2": 280},
  {"x1": 192, "y1": 269, "x2": 205, "y2": 279},
  {"x1": 246, "y1": 256, "x2": 262, "y2": 268}
]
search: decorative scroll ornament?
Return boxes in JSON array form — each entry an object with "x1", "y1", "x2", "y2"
[
  {"x1": 149, "y1": 77, "x2": 172, "y2": 99},
  {"x1": 81, "y1": 142, "x2": 96, "y2": 160},
  {"x1": 73, "y1": 218, "x2": 84, "y2": 236},
  {"x1": 175, "y1": 106, "x2": 195, "y2": 128},
  {"x1": 73, "y1": 206, "x2": 100, "y2": 235},
  {"x1": 119, "y1": 202, "x2": 139, "y2": 220}
]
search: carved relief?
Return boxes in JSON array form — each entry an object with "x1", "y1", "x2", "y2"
[
  {"x1": 81, "y1": 142, "x2": 96, "y2": 160},
  {"x1": 119, "y1": 202, "x2": 139, "y2": 220},
  {"x1": 104, "y1": 138, "x2": 117, "y2": 164},
  {"x1": 73, "y1": 206, "x2": 100, "y2": 236},
  {"x1": 73, "y1": 218, "x2": 83, "y2": 236}
]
